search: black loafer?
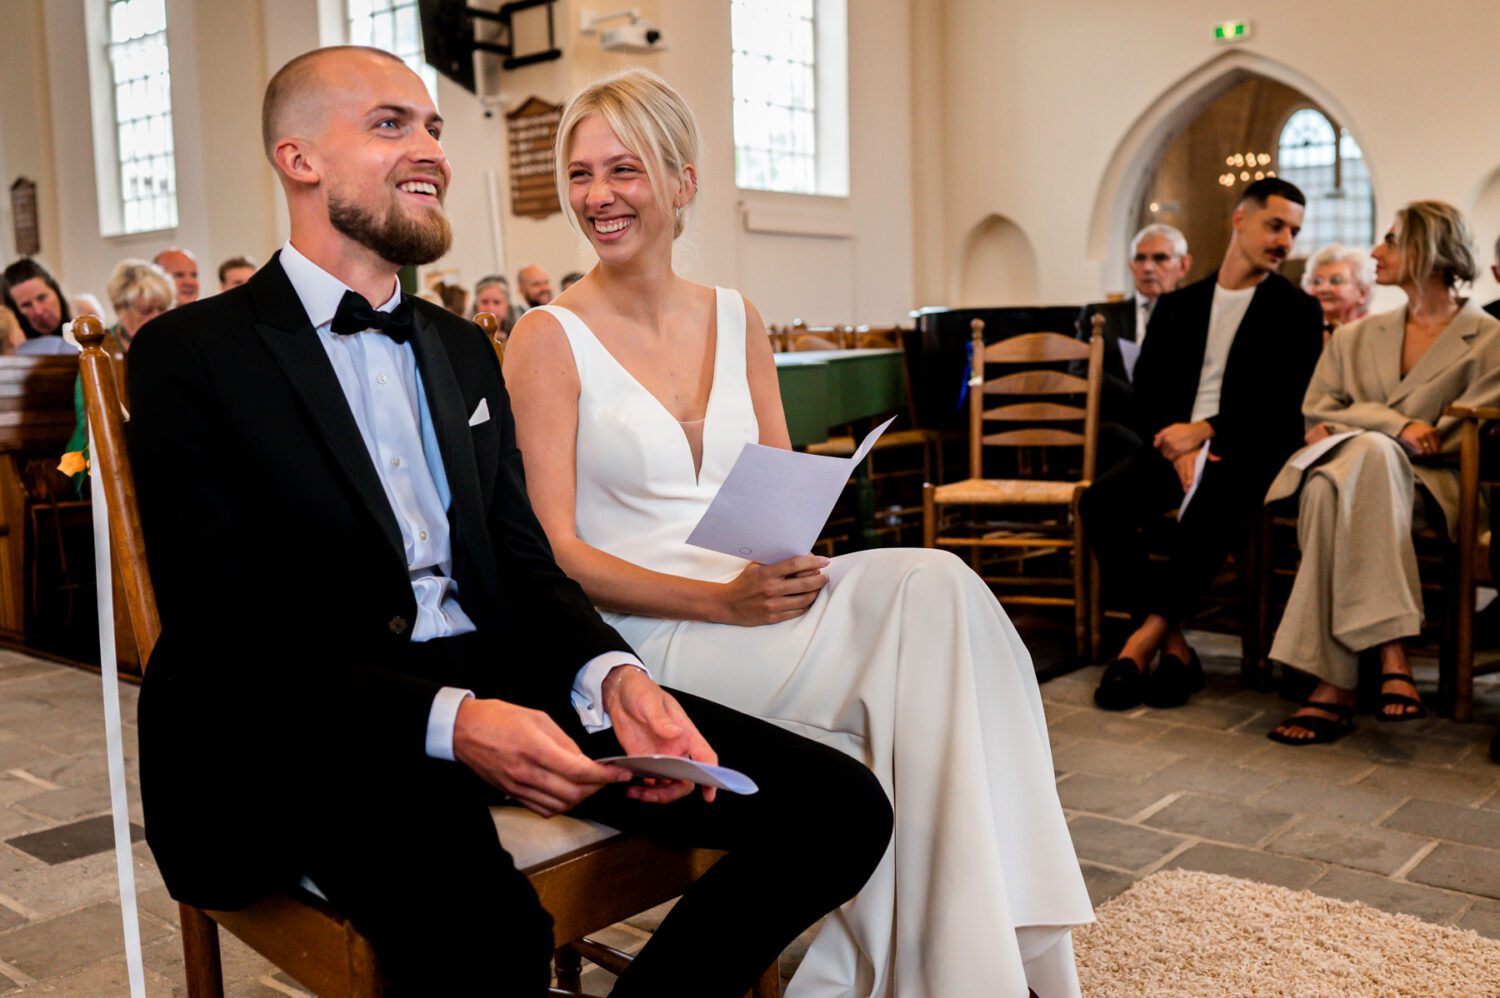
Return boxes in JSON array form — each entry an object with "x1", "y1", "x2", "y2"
[
  {"x1": 1094, "y1": 659, "x2": 1147, "y2": 711},
  {"x1": 1145, "y1": 650, "x2": 1205, "y2": 708}
]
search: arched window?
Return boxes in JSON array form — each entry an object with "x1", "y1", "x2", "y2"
[
  {"x1": 1276, "y1": 107, "x2": 1374, "y2": 255},
  {"x1": 106, "y1": 0, "x2": 178, "y2": 234},
  {"x1": 348, "y1": 0, "x2": 439, "y2": 99}
]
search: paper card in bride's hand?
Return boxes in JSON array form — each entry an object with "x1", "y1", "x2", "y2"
[
  {"x1": 685, "y1": 416, "x2": 898, "y2": 563},
  {"x1": 595, "y1": 755, "x2": 760, "y2": 794}
]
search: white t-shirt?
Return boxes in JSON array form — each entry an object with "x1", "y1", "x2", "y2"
[{"x1": 1189, "y1": 282, "x2": 1256, "y2": 423}]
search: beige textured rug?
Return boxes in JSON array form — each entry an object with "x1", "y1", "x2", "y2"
[{"x1": 1074, "y1": 870, "x2": 1500, "y2": 997}]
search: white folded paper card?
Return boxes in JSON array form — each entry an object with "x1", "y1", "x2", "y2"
[
  {"x1": 596, "y1": 755, "x2": 760, "y2": 795},
  {"x1": 685, "y1": 415, "x2": 898, "y2": 564}
]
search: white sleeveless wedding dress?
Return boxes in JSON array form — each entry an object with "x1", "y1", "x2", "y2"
[{"x1": 539, "y1": 289, "x2": 1093, "y2": 998}]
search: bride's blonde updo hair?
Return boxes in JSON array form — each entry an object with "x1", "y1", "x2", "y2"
[{"x1": 554, "y1": 68, "x2": 700, "y2": 240}]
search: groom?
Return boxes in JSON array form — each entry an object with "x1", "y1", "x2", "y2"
[{"x1": 128, "y1": 45, "x2": 891, "y2": 996}]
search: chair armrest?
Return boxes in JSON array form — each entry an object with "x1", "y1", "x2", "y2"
[{"x1": 1444, "y1": 405, "x2": 1500, "y2": 421}]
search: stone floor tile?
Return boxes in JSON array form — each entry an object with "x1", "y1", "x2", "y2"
[
  {"x1": 1140, "y1": 724, "x2": 1266, "y2": 760},
  {"x1": 1355, "y1": 761, "x2": 1500, "y2": 807},
  {"x1": 14, "y1": 784, "x2": 115, "y2": 822},
  {"x1": 622, "y1": 898, "x2": 676, "y2": 934},
  {"x1": 1040, "y1": 668, "x2": 1107, "y2": 708},
  {"x1": 1266, "y1": 816, "x2": 1432, "y2": 876},
  {"x1": 28, "y1": 959, "x2": 178, "y2": 996},
  {"x1": 0, "y1": 658, "x2": 61, "y2": 684},
  {"x1": 1307, "y1": 867, "x2": 1473, "y2": 923},
  {"x1": 1079, "y1": 862, "x2": 1137, "y2": 906},
  {"x1": 1046, "y1": 711, "x2": 1172, "y2": 746},
  {"x1": 1337, "y1": 728, "x2": 1478, "y2": 767},
  {"x1": 1055, "y1": 773, "x2": 1175, "y2": 819},
  {"x1": 1459, "y1": 900, "x2": 1500, "y2": 941},
  {"x1": 0, "y1": 901, "x2": 171, "y2": 978},
  {"x1": 1406, "y1": 842, "x2": 1500, "y2": 899},
  {"x1": 1381, "y1": 798, "x2": 1500, "y2": 849},
  {"x1": 1252, "y1": 776, "x2": 1408, "y2": 824},
  {"x1": 1067, "y1": 815, "x2": 1186, "y2": 872},
  {"x1": 7, "y1": 814, "x2": 145, "y2": 865},
  {"x1": 1140, "y1": 757, "x2": 1285, "y2": 803},
  {"x1": 1143, "y1": 793, "x2": 1294, "y2": 846},
  {"x1": 1049, "y1": 738, "x2": 1183, "y2": 781},
  {"x1": 1, "y1": 842, "x2": 162, "y2": 918},
  {"x1": 142, "y1": 924, "x2": 285, "y2": 993},
  {"x1": 0, "y1": 906, "x2": 25, "y2": 933},
  {"x1": 1144, "y1": 699, "x2": 1264, "y2": 732},
  {"x1": 0, "y1": 805, "x2": 49, "y2": 840},
  {"x1": 1238, "y1": 743, "x2": 1380, "y2": 783},
  {"x1": 1162, "y1": 842, "x2": 1325, "y2": 890}
]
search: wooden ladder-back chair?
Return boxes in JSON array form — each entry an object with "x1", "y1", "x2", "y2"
[
  {"x1": 923, "y1": 316, "x2": 1104, "y2": 659},
  {"x1": 1442, "y1": 404, "x2": 1500, "y2": 721},
  {"x1": 72, "y1": 316, "x2": 778, "y2": 998}
]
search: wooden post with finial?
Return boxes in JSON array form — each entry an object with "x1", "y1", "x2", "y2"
[
  {"x1": 475, "y1": 311, "x2": 503, "y2": 366},
  {"x1": 73, "y1": 314, "x2": 162, "y2": 660},
  {"x1": 968, "y1": 317, "x2": 985, "y2": 479}
]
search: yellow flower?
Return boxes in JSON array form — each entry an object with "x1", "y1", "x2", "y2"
[{"x1": 58, "y1": 451, "x2": 88, "y2": 477}]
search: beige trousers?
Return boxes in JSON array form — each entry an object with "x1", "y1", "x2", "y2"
[{"x1": 1269, "y1": 433, "x2": 1424, "y2": 689}]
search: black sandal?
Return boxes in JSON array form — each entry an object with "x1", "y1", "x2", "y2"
[
  {"x1": 1376, "y1": 672, "x2": 1427, "y2": 722},
  {"x1": 1267, "y1": 700, "x2": 1355, "y2": 745}
]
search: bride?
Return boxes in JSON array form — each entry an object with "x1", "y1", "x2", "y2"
[{"x1": 503, "y1": 69, "x2": 1092, "y2": 998}]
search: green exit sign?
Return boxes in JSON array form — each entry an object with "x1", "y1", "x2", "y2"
[{"x1": 1215, "y1": 19, "x2": 1252, "y2": 43}]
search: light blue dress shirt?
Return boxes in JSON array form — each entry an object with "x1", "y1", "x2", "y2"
[{"x1": 277, "y1": 243, "x2": 644, "y2": 756}]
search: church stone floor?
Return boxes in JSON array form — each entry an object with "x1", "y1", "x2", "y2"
[{"x1": 0, "y1": 633, "x2": 1497, "y2": 995}]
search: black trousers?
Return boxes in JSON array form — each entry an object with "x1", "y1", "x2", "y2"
[
  {"x1": 291, "y1": 634, "x2": 894, "y2": 997},
  {"x1": 1080, "y1": 444, "x2": 1263, "y2": 629}
]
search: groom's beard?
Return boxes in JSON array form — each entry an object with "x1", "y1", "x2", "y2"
[{"x1": 328, "y1": 189, "x2": 452, "y2": 267}]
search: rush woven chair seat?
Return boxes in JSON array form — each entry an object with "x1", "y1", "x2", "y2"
[
  {"x1": 73, "y1": 315, "x2": 778, "y2": 998},
  {"x1": 923, "y1": 315, "x2": 1104, "y2": 659}
]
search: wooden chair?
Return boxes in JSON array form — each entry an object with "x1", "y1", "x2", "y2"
[
  {"x1": 922, "y1": 316, "x2": 1104, "y2": 659},
  {"x1": 1441, "y1": 404, "x2": 1500, "y2": 721},
  {"x1": 72, "y1": 316, "x2": 779, "y2": 998}
]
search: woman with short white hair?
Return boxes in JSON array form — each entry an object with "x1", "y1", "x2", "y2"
[
  {"x1": 1302, "y1": 242, "x2": 1374, "y2": 341},
  {"x1": 104, "y1": 258, "x2": 175, "y2": 354}
]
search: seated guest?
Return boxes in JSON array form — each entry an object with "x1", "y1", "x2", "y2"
[
  {"x1": 104, "y1": 259, "x2": 174, "y2": 353},
  {"x1": 560, "y1": 270, "x2": 584, "y2": 292},
  {"x1": 1077, "y1": 223, "x2": 1192, "y2": 469},
  {"x1": 1303, "y1": 242, "x2": 1374, "y2": 343},
  {"x1": 1083, "y1": 178, "x2": 1323, "y2": 710},
  {"x1": 217, "y1": 255, "x2": 257, "y2": 292},
  {"x1": 72, "y1": 293, "x2": 105, "y2": 319},
  {"x1": 516, "y1": 262, "x2": 554, "y2": 309},
  {"x1": 153, "y1": 247, "x2": 199, "y2": 305},
  {"x1": 1265, "y1": 200, "x2": 1500, "y2": 744},
  {"x1": 472, "y1": 273, "x2": 515, "y2": 336},
  {"x1": 1485, "y1": 233, "x2": 1500, "y2": 321},
  {"x1": 127, "y1": 46, "x2": 891, "y2": 996},
  {"x1": 436, "y1": 280, "x2": 468, "y2": 316},
  {"x1": 3, "y1": 259, "x2": 77, "y2": 353}
]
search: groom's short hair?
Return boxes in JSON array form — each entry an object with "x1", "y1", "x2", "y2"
[{"x1": 261, "y1": 46, "x2": 407, "y2": 162}]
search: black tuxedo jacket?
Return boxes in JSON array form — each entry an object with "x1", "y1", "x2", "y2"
[
  {"x1": 1131, "y1": 271, "x2": 1323, "y2": 485},
  {"x1": 128, "y1": 254, "x2": 632, "y2": 909}
]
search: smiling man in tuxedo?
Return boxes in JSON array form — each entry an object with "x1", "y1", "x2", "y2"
[{"x1": 127, "y1": 46, "x2": 890, "y2": 996}]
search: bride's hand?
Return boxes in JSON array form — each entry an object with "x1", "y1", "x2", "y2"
[{"x1": 717, "y1": 555, "x2": 830, "y2": 626}]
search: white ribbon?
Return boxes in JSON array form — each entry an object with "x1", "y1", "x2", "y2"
[{"x1": 88, "y1": 423, "x2": 147, "y2": 998}]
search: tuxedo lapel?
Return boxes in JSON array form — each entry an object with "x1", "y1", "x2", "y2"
[
  {"x1": 248, "y1": 260, "x2": 405, "y2": 564},
  {"x1": 407, "y1": 309, "x2": 505, "y2": 612}
]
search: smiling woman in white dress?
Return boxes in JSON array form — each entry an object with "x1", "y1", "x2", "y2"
[{"x1": 503, "y1": 69, "x2": 1092, "y2": 998}]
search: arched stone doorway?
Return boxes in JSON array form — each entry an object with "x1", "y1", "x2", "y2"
[
  {"x1": 955, "y1": 214, "x2": 1039, "y2": 306},
  {"x1": 1086, "y1": 51, "x2": 1380, "y2": 294}
]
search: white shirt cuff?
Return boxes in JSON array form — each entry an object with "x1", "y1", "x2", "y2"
[
  {"x1": 425, "y1": 686, "x2": 475, "y2": 761},
  {"x1": 572, "y1": 652, "x2": 650, "y2": 733}
]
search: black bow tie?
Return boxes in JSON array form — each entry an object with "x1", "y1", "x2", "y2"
[{"x1": 330, "y1": 289, "x2": 413, "y2": 343}]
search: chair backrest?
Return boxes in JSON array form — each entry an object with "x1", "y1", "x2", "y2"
[
  {"x1": 73, "y1": 316, "x2": 162, "y2": 663},
  {"x1": 475, "y1": 311, "x2": 504, "y2": 366},
  {"x1": 967, "y1": 313, "x2": 1104, "y2": 482}
]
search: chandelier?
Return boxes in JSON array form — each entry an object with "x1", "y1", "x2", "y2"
[{"x1": 1218, "y1": 151, "x2": 1276, "y2": 187}]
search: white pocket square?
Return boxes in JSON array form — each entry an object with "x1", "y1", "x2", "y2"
[{"x1": 468, "y1": 398, "x2": 491, "y2": 427}]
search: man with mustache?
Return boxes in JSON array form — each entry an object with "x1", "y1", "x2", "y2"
[
  {"x1": 125, "y1": 46, "x2": 890, "y2": 996},
  {"x1": 1082, "y1": 178, "x2": 1324, "y2": 711}
]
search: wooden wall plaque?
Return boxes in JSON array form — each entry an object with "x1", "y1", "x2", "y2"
[
  {"x1": 10, "y1": 178, "x2": 39, "y2": 258},
  {"x1": 507, "y1": 97, "x2": 563, "y2": 219}
]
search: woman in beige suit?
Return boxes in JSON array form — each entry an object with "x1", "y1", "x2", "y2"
[{"x1": 1266, "y1": 200, "x2": 1500, "y2": 744}]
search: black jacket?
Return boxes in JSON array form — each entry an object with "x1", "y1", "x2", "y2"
[
  {"x1": 1131, "y1": 271, "x2": 1323, "y2": 485},
  {"x1": 1075, "y1": 297, "x2": 1140, "y2": 426},
  {"x1": 128, "y1": 254, "x2": 631, "y2": 909}
]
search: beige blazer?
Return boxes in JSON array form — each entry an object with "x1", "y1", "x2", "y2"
[{"x1": 1265, "y1": 302, "x2": 1500, "y2": 536}]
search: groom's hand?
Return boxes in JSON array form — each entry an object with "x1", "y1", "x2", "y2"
[
  {"x1": 603, "y1": 666, "x2": 720, "y2": 804},
  {"x1": 453, "y1": 697, "x2": 631, "y2": 818}
]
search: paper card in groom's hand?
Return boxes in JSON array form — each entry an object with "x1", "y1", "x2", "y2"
[
  {"x1": 685, "y1": 416, "x2": 897, "y2": 564},
  {"x1": 595, "y1": 755, "x2": 760, "y2": 795}
]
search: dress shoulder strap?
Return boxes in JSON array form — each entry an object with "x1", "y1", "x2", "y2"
[{"x1": 714, "y1": 287, "x2": 748, "y2": 380}]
